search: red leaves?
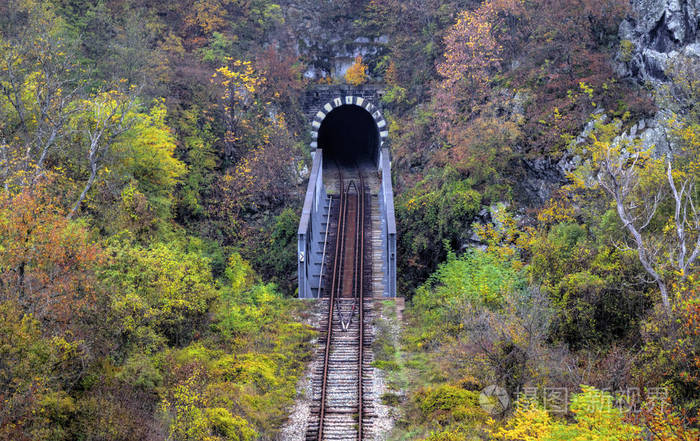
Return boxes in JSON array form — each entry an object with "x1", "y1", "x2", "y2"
[
  {"x1": 0, "y1": 181, "x2": 103, "y2": 335},
  {"x1": 254, "y1": 46, "x2": 303, "y2": 103},
  {"x1": 435, "y1": 1, "x2": 510, "y2": 132},
  {"x1": 434, "y1": 0, "x2": 639, "y2": 156}
]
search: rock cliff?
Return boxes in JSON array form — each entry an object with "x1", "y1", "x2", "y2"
[
  {"x1": 617, "y1": 0, "x2": 699, "y2": 83},
  {"x1": 279, "y1": 0, "x2": 387, "y2": 80}
]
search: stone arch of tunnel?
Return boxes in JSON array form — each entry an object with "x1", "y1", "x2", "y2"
[{"x1": 310, "y1": 96, "x2": 388, "y2": 166}]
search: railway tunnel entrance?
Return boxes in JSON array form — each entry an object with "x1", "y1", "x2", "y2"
[
  {"x1": 299, "y1": 93, "x2": 395, "y2": 300},
  {"x1": 318, "y1": 105, "x2": 380, "y2": 166},
  {"x1": 296, "y1": 90, "x2": 397, "y2": 440}
]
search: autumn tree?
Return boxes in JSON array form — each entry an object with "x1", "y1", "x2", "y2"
[
  {"x1": 0, "y1": 179, "x2": 102, "y2": 334},
  {"x1": 212, "y1": 59, "x2": 265, "y2": 158},
  {"x1": 638, "y1": 278, "x2": 700, "y2": 417},
  {"x1": 638, "y1": 397, "x2": 700, "y2": 441},
  {"x1": 60, "y1": 89, "x2": 186, "y2": 222},
  {"x1": 434, "y1": 0, "x2": 634, "y2": 152},
  {"x1": 345, "y1": 55, "x2": 368, "y2": 86},
  {"x1": 66, "y1": 88, "x2": 140, "y2": 217},
  {"x1": 572, "y1": 118, "x2": 699, "y2": 313},
  {"x1": 435, "y1": 0, "x2": 509, "y2": 130},
  {"x1": 255, "y1": 45, "x2": 304, "y2": 109},
  {"x1": 109, "y1": 99, "x2": 185, "y2": 218},
  {"x1": 210, "y1": 59, "x2": 299, "y2": 254},
  {"x1": 0, "y1": 0, "x2": 85, "y2": 189},
  {"x1": 185, "y1": 0, "x2": 231, "y2": 36}
]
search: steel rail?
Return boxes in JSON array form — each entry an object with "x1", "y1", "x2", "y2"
[
  {"x1": 333, "y1": 180, "x2": 350, "y2": 322},
  {"x1": 316, "y1": 163, "x2": 367, "y2": 441},
  {"x1": 318, "y1": 165, "x2": 345, "y2": 441},
  {"x1": 339, "y1": 180, "x2": 359, "y2": 330},
  {"x1": 357, "y1": 167, "x2": 366, "y2": 441}
]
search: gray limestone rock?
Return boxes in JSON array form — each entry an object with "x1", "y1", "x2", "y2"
[
  {"x1": 279, "y1": 0, "x2": 388, "y2": 80},
  {"x1": 617, "y1": 0, "x2": 700, "y2": 83},
  {"x1": 611, "y1": 0, "x2": 698, "y2": 161}
]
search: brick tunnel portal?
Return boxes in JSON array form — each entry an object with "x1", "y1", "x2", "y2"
[
  {"x1": 317, "y1": 105, "x2": 380, "y2": 167},
  {"x1": 299, "y1": 92, "x2": 395, "y2": 300}
]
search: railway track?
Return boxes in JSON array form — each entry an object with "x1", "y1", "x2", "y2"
[{"x1": 305, "y1": 164, "x2": 375, "y2": 441}]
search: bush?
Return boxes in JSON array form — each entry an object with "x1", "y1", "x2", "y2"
[
  {"x1": 497, "y1": 386, "x2": 641, "y2": 441},
  {"x1": 416, "y1": 385, "x2": 481, "y2": 424},
  {"x1": 410, "y1": 249, "x2": 525, "y2": 346},
  {"x1": 101, "y1": 237, "x2": 218, "y2": 349},
  {"x1": 397, "y1": 168, "x2": 482, "y2": 291}
]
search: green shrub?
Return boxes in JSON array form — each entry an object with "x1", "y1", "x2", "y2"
[
  {"x1": 410, "y1": 249, "x2": 525, "y2": 345},
  {"x1": 416, "y1": 384, "x2": 480, "y2": 422},
  {"x1": 116, "y1": 353, "x2": 163, "y2": 391},
  {"x1": 101, "y1": 237, "x2": 218, "y2": 349},
  {"x1": 397, "y1": 168, "x2": 482, "y2": 291},
  {"x1": 205, "y1": 408, "x2": 257, "y2": 441}
]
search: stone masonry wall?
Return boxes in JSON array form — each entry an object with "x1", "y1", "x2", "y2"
[{"x1": 302, "y1": 85, "x2": 386, "y2": 122}]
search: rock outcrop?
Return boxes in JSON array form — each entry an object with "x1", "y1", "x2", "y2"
[
  {"x1": 617, "y1": 0, "x2": 700, "y2": 83},
  {"x1": 279, "y1": 0, "x2": 387, "y2": 80},
  {"x1": 612, "y1": 0, "x2": 699, "y2": 159}
]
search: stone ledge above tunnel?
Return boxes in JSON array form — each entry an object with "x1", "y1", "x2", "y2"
[{"x1": 303, "y1": 85, "x2": 387, "y2": 120}]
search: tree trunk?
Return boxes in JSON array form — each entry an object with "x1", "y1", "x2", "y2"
[
  {"x1": 68, "y1": 163, "x2": 97, "y2": 219},
  {"x1": 616, "y1": 199, "x2": 671, "y2": 313}
]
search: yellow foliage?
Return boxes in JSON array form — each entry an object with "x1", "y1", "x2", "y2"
[
  {"x1": 345, "y1": 56, "x2": 368, "y2": 86},
  {"x1": 186, "y1": 0, "x2": 232, "y2": 35},
  {"x1": 214, "y1": 60, "x2": 264, "y2": 104},
  {"x1": 226, "y1": 252, "x2": 255, "y2": 294},
  {"x1": 537, "y1": 197, "x2": 575, "y2": 224},
  {"x1": 496, "y1": 387, "x2": 642, "y2": 441},
  {"x1": 668, "y1": 114, "x2": 700, "y2": 178},
  {"x1": 495, "y1": 401, "x2": 554, "y2": 440},
  {"x1": 568, "y1": 117, "x2": 664, "y2": 193}
]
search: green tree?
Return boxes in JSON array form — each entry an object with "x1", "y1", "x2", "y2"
[{"x1": 102, "y1": 238, "x2": 217, "y2": 349}]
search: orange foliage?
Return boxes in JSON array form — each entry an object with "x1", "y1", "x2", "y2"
[
  {"x1": 435, "y1": 0, "x2": 520, "y2": 131},
  {"x1": 434, "y1": 0, "x2": 638, "y2": 152},
  {"x1": 385, "y1": 60, "x2": 399, "y2": 86},
  {"x1": 255, "y1": 46, "x2": 304, "y2": 104},
  {"x1": 345, "y1": 56, "x2": 368, "y2": 86},
  {"x1": 0, "y1": 180, "x2": 102, "y2": 334},
  {"x1": 437, "y1": 1, "x2": 508, "y2": 89},
  {"x1": 637, "y1": 397, "x2": 700, "y2": 441},
  {"x1": 185, "y1": 0, "x2": 232, "y2": 35}
]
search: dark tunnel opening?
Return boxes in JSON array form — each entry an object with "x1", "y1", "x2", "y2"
[{"x1": 318, "y1": 105, "x2": 380, "y2": 167}]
